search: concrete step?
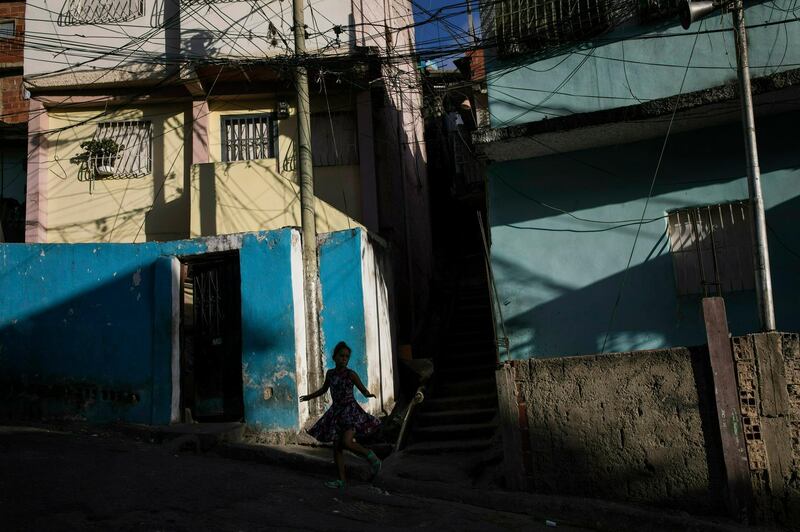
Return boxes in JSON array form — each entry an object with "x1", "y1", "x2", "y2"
[
  {"x1": 416, "y1": 408, "x2": 497, "y2": 427},
  {"x1": 422, "y1": 393, "x2": 497, "y2": 412},
  {"x1": 413, "y1": 422, "x2": 497, "y2": 442},
  {"x1": 404, "y1": 438, "x2": 493, "y2": 455},
  {"x1": 437, "y1": 350, "x2": 496, "y2": 366},
  {"x1": 438, "y1": 363, "x2": 497, "y2": 379},
  {"x1": 437, "y1": 378, "x2": 496, "y2": 397}
]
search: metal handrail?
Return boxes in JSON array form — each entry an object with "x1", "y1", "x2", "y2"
[
  {"x1": 477, "y1": 211, "x2": 510, "y2": 361},
  {"x1": 394, "y1": 386, "x2": 425, "y2": 453}
]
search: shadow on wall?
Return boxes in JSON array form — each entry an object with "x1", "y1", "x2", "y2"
[
  {"x1": 493, "y1": 196, "x2": 800, "y2": 359},
  {"x1": 505, "y1": 347, "x2": 728, "y2": 516},
  {"x1": 0, "y1": 259, "x2": 162, "y2": 423},
  {"x1": 0, "y1": 240, "x2": 290, "y2": 426}
]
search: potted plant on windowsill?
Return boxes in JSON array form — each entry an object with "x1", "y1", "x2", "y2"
[{"x1": 70, "y1": 138, "x2": 124, "y2": 177}]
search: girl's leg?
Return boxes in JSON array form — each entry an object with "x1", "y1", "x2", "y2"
[
  {"x1": 342, "y1": 429, "x2": 381, "y2": 478},
  {"x1": 334, "y1": 435, "x2": 346, "y2": 482},
  {"x1": 341, "y1": 429, "x2": 369, "y2": 457}
]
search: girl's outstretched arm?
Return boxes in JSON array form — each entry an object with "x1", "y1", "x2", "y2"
[
  {"x1": 300, "y1": 370, "x2": 331, "y2": 401},
  {"x1": 349, "y1": 370, "x2": 375, "y2": 398}
]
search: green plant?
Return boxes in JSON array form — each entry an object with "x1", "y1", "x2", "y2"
[{"x1": 69, "y1": 138, "x2": 124, "y2": 167}]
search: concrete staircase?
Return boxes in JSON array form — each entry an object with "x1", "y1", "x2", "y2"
[{"x1": 405, "y1": 252, "x2": 499, "y2": 456}]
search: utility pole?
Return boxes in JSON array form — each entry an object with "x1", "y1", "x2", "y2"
[
  {"x1": 731, "y1": 0, "x2": 775, "y2": 331},
  {"x1": 293, "y1": 0, "x2": 324, "y2": 412},
  {"x1": 680, "y1": 0, "x2": 776, "y2": 331}
]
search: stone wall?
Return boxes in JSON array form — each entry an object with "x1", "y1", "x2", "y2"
[{"x1": 496, "y1": 346, "x2": 725, "y2": 514}]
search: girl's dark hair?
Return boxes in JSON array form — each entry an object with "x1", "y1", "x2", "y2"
[{"x1": 333, "y1": 341, "x2": 351, "y2": 357}]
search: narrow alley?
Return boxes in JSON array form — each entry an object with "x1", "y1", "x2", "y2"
[{"x1": 0, "y1": 426, "x2": 585, "y2": 531}]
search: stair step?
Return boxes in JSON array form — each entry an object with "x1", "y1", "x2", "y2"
[
  {"x1": 416, "y1": 408, "x2": 497, "y2": 427},
  {"x1": 438, "y1": 363, "x2": 497, "y2": 378},
  {"x1": 422, "y1": 393, "x2": 497, "y2": 412},
  {"x1": 413, "y1": 422, "x2": 497, "y2": 441},
  {"x1": 437, "y1": 378, "x2": 496, "y2": 396},
  {"x1": 404, "y1": 439, "x2": 493, "y2": 455}
]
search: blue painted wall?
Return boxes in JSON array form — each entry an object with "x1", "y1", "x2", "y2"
[
  {"x1": 486, "y1": 1, "x2": 800, "y2": 126},
  {"x1": 0, "y1": 230, "x2": 302, "y2": 428},
  {"x1": 239, "y1": 231, "x2": 302, "y2": 432},
  {"x1": 488, "y1": 111, "x2": 800, "y2": 359},
  {"x1": 318, "y1": 229, "x2": 369, "y2": 404}
]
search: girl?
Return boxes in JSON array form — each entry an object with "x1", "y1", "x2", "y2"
[{"x1": 300, "y1": 341, "x2": 382, "y2": 488}]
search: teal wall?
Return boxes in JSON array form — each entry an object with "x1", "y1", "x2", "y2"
[
  {"x1": 488, "y1": 112, "x2": 800, "y2": 359},
  {"x1": 0, "y1": 230, "x2": 301, "y2": 428},
  {"x1": 318, "y1": 228, "x2": 369, "y2": 405},
  {"x1": 487, "y1": 1, "x2": 800, "y2": 126},
  {"x1": 238, "y1": 230, "x2": 302, "y2": 432}
]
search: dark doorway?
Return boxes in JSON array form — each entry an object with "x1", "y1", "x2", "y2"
[{"x1": 179, "y1": 251, "x2": 244, "y2": 422}]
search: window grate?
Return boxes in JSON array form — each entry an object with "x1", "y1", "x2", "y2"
[
  {"x1": 59, "y1": 0, "x2": 145, "y2": 26},
  {"x1": 90, "y1": 120, "x2": 152, "y2": 178},
  {"x1": 221, "y1": 114, "x2": 278, "y2": 162},
  {"x1": 667, "y1": 201, "x2": 755, "y2": 296},
  {"x1": 0, "y1": 20, "x2": 15, "y2": 39},
  {"x1": 489, "y1": 0, "x2": 612, "y2": 54},
  {"x1": 311, "y1": 112, "x2": 359, "y2": 167}
]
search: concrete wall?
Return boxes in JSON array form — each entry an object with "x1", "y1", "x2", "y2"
[
  {"x1": 24, "y1": 0, "x2": 354, "y2": 86},
  {"x1": 732, "y1": 333, "x2": 800, "y2": 524},
  {"x1": 486, "y1": 2, "x2": 800, "y2": 126},
  {"x1": 42, "y1": 104, "x2": 189, "y2": 243},
  {"x1": 318, "y1": 228, "x2": 396, "y2": 417},
  {"x1": 488, "y1": 111, "x2": 800, "y2": 359},
  {"x1": 189, "y1": 160, "x2": 363, "y2": 237},
  {"x1": 0, "y1": 229, "x2": 305, "y2": 429},
  {"x1": 497, "y1": 346, "x2": 724, "y2": 513}
]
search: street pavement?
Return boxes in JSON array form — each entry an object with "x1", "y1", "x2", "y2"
[{"x1": 0, "y1": 426, "x2": 585, "y2": 531}]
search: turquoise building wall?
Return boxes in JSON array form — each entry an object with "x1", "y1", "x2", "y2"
[
  {"x1": 0, "y1": 230, "x2": 302, "y2": 427},
  {"x1": 488, "y1": 112, "x2": 800, "y2": 359},
  {"x1": 487, "y1": 1, "x2": 800, "y2": 126},
  {"x1": 319, "y1": 229, "x2": 369, "y2": 405}
]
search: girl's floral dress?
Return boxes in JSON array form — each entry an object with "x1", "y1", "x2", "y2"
[{"x1": 307, "y1": 368, "x2": 381, "y2": 443}]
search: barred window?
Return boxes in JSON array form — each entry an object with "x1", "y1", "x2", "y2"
[
  {"x1": 311, "y1": 112, "x2": 359, "y2": 167},
  {"x1": 667, "y1": 201, "x2": 755, "y2": 296},
  {"x1": 487, "y1": 0, "x2": 611, "y2": 54},
  {"x1": 221, "y1": 114, "x2": 278, "y2": 162},
  {"x1": 0, "y1": 20, "x2": 15, "y2": 39},
  {"x1": 59, "y1": 0, "x2": 145, "y2": 26},
  {"x1": 92, "y1": 120, "x2": 152, "y2": 177}
]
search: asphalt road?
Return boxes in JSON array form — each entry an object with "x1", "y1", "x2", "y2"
[{"x1": 0, "y1": 426, "x2": 583, "y2": 531}]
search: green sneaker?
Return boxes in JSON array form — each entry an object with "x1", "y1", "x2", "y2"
[
  {"x1": 366, "y1": 451, "x2": 382, "y2": 479},
  {"x1": 324, "y1": 479, "x2": 345, "y2": 489}
]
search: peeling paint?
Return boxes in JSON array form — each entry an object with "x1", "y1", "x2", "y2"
[{"x1": 132, "y1": 268, "x2": 142, "y2": 287}]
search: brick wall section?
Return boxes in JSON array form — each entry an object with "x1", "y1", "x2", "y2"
[
  {"x1": 0, "y1": 1, "x2": 23, "y2": 63},
  {"x1": 0, "y1": 2, "x2": 26, "y2": 124},
  {"x1": 498, "y1": 347, "x2": 724, "y2": 514},
  {"x1": 733, "y1": 333, "x2": 800, "y2": 524}
]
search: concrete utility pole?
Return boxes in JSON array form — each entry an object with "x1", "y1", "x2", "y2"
[
  {"x1": 730, "y1": 0, "x2": 776, "y2": 332},
  {"x1": 293, "y1": 0, "x2": 324, "y2": 412},
  {"x1": 680, "y1": 0, "x2": 776, "y2": 331}
]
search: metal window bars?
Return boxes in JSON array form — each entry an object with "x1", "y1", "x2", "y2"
[
  {"x1": 59, "y1": 0, "x2": 145, "y2": 26},
  {"x1": 87, "y1": 121, "x2": 152, "y2": 179},
  {"x1": 221, "y1": 114, "x2": 278, "y2": 163},
  {"x1": 493, "y1": 0, "x2": 611, "y2": 52}
]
